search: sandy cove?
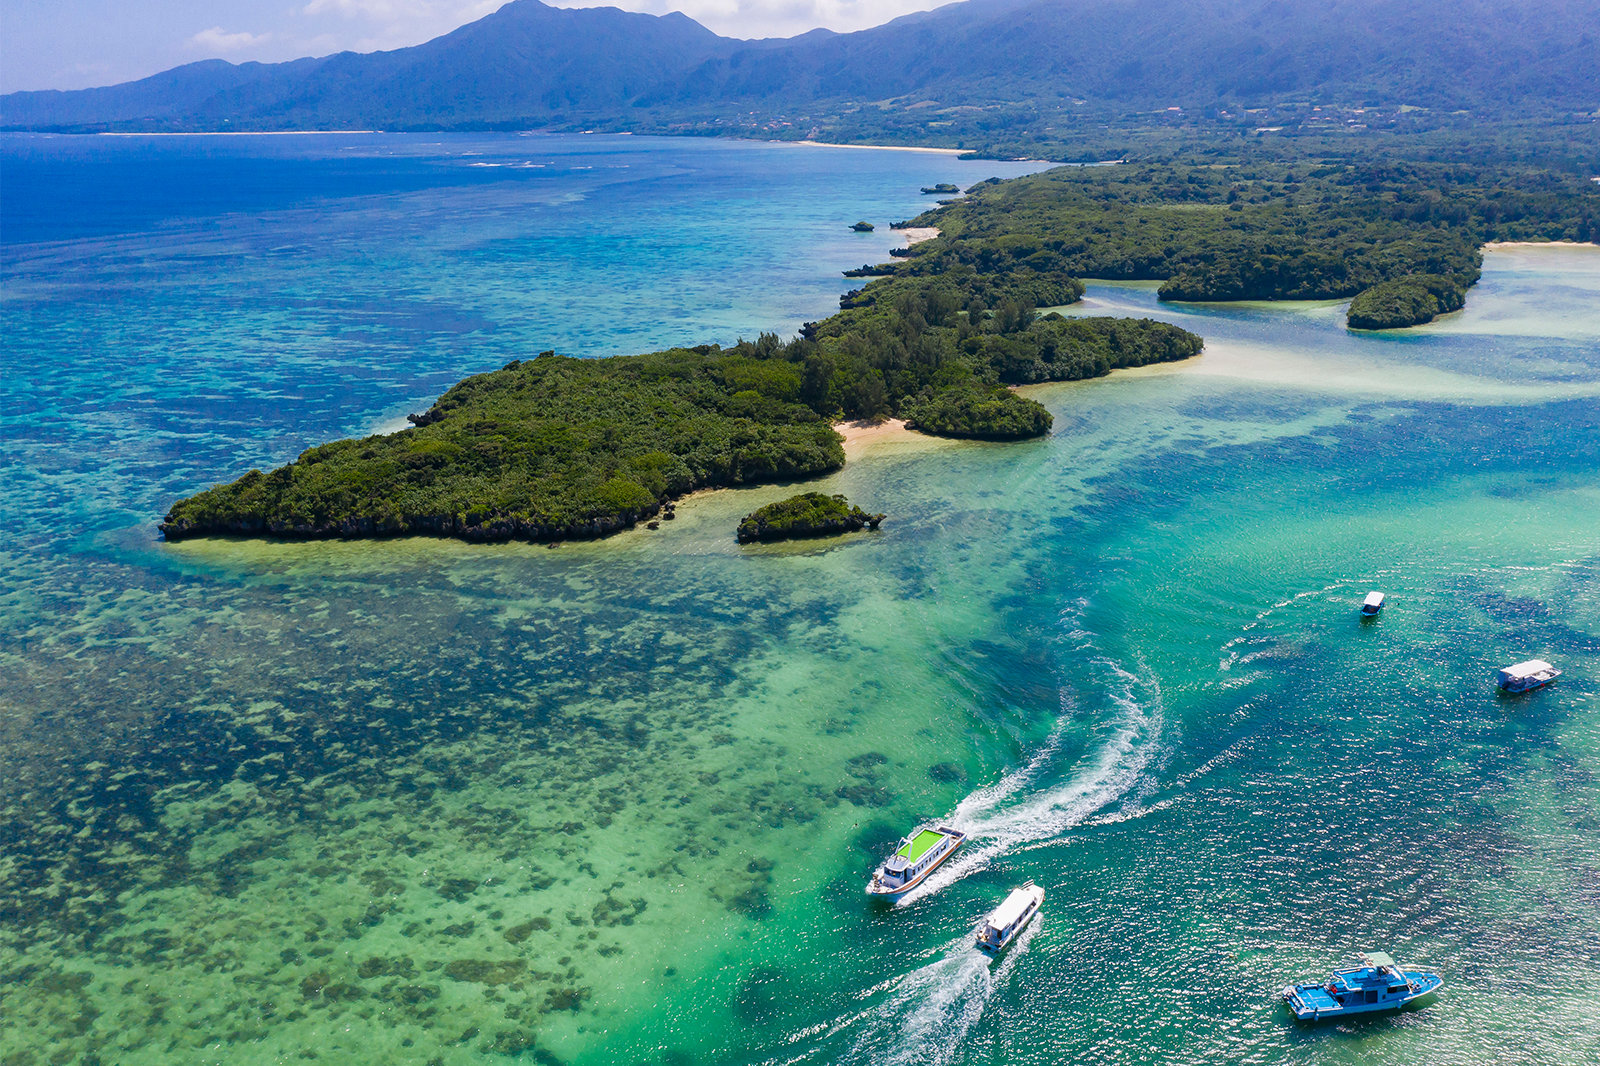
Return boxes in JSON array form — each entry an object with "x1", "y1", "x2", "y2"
[
  {"x1": 831, "y1": 417, "x2": 949, "y2": 460},
  {"x1": 899, "y1": 227, "x2": 941, "y2": 245}
]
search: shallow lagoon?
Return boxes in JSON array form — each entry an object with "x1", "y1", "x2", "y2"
[{"x1": 2, "y1": 135, "x2": 1599, "y2": 1066}]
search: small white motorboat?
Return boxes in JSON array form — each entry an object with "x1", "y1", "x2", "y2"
[
  {"x1": 1496, "y1": 659, "x2": 1561, "y2": 694},
  {"x1": 975, "y1": 881, "x2": 1044, "y2": 955},
  {"x1": 1360, "y1": 591, "x2": 1385, "y2": 617}
]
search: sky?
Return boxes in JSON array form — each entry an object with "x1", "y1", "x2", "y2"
[{"x1": 1, "y1": 1, "x2": 954, "y2": 95}]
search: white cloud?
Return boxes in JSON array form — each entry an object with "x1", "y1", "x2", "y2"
[
  {"x1": 187, "y1": 27, "x2": 276, "y2": 53},
  {"x1": 301, "y1": 1, "x2": 956, "y2": 43},
  {"x1": 297, "y1": 0, "x2": 505, "y2": 54},
  {"x1": 300, "y1": 0, "x2": 500, "y2": 24},
  {"x1": 550, "y1": 1, "x2": 951, "y2": 39}
]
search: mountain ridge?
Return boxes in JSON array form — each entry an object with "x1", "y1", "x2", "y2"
[{"x1": 4, "y1": 0, "x2": 1597, "y2": 134}]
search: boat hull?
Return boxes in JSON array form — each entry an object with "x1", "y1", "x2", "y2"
[
  {"x1": 1499, "y1": 677, "x2": 1557, "y2": 695},
  {"x1": 1282, "y1": 974, "x2": 1443, "y2": 1023}
]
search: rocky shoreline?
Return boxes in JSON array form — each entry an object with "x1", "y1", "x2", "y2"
[{"x1": 158, "y1": 504, "x2": 664, "y2": 544}]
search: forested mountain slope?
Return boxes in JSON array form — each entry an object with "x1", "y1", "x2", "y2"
[
  {"x1": 3, "y1": 3, "x2": 733, "y2": 129},
  {"x1": 695, "y1": 0, "x2": 1599, "y2": 114},
  {"x1": 5, "y1": 0, "x2": 1597, "y2": 131}
]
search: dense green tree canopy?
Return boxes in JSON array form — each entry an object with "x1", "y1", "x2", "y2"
[
  {"x1": 1346, "y1": 274, "x2": 1467, "y2": 330},
  {"x1": 162, "y1": 348, "x2": 844, "y2": 542},
  {"x1": 896, "y1": 158, "x2": 1596, "y2": 325}
]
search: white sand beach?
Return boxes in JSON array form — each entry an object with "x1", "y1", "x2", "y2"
[
  {"x1": 794, "y1": 140, "x2": 965, "y2": 155},
  {"x1": 832, "y1": 417, "x2": 936, "y2": 459},
  {"x1": 1481, "y1": 240, "x2": 1600, "y2": 249}
]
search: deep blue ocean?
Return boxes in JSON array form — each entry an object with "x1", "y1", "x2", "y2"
[{"x1": 3, "y1": 133, "x2": 1599, "y2": 1066}]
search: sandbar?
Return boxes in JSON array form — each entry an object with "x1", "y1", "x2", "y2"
[
  {"x1": 794, "y1": 140, "x2": 964, "y2": 155},
  {"x1": 1481, "y1": 240, "x2": 1600, "y2": 249}
]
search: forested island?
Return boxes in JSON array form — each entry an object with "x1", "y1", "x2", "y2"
[
  {"x1": 160, "y1": 297, "x2": 1201, "y2": 542},
  {"x1": 905, "y1": 160, "x2": 1597, "y2": 329},
  {"x1": 161, "y1": 172, "x2": 1211, "y2": 544},
  {"x1": 736, "y1": 493, "x2": 884, "y2": 544},
  {"x1": 158, "y1": 146, "x2": 1600, "y2": 544},
  {"x1": 168, "y1": 144, "x2": 1600, "y2": 544},
  {"x1": 1345, "y1": 275, "x2": 1467, "y2": 330}
]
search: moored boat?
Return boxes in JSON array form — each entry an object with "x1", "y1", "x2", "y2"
[
  {"x1": 1496, "y1": 659, "x2": 1561, "y2": 694},
  {"x1": 1360, "y1": 591, "x2": 1385, "y2": 617},
  {"x1": 866, "y1": 824, "x2": 966, "y2": 899},
  {"x1": 975, "y1": 881, "x2": 1044, "y2": 955},
  {"x1": 1282, "y1": 951, "x2": 1442, "y2": 1022}
]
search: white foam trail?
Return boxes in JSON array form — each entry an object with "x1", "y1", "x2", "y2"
[
  {"x1": 833, "y1": 920, "x2": 1043, "y2": 1066},
  {"x1": 777, "y1": 630, "x2": 1166, "y2": 1065},
  {"x1": 895, "y1": 657, "x2": 1164, "y2": 906}
]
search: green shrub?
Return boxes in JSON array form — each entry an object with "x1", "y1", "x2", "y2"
[
  {"x1": 902, "y1": 385, "x2": 1053, "y2": 440},
  {"x1": 736, "y1": 492, "x2": 884, "y2": 543},
  {"x1": 1346, "y1": 274, "x2": 1467, "y2": 330}
]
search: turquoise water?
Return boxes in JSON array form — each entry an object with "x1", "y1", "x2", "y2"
[{"x1": 3, "y1": 136, "x2": 1599, "y2": 1066}]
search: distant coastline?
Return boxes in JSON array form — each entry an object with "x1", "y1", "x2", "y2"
[{"x1": 96, "y1": 130, "x2": 378, "y2": 136}]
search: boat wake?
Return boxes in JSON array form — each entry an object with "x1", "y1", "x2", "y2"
[
  {"x1": 894, "y1": 655, "x2": 1165, "y2": 907},
  {"x1": 780, "y1": 920, "x2": 1043, "y2": 1066},
  {"x1": 769, "y1": 648, "x2": 1165, "y2": 1065}
]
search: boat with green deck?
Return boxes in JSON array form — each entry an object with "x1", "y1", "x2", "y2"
[{"x1": 867, "y1": 824, "x2": 966, "y2": 899}]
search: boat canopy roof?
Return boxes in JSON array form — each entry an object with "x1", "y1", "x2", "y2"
[
  {"x1": 897, "y1": 828, "x2": 947, "y2": 862},
  {"x1": 985, "y1": 885, "x2": 1037, "y2": 930},
  {"x1": 1500, "y1": 660, "x2": 1554, "y2": 679},
  {"x1": 1360, "y1": 951, "x2": 1397, "y2": 969},
  {"x1": 1363, "y1": 591, "x2": 1385, "y2": 607}
]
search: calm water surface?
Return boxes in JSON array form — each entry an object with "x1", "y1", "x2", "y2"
[{"x1": 2, "y1": 134, "x2": 1598, "y2": 1066}]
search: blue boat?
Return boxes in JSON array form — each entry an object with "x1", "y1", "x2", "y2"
[
  {"x1": 1282, "y1": 952, "x2": 1442, "y2": 1022},
  {"x1": 1360, "y1": 591, "x2": 1385, "y2": 617}
]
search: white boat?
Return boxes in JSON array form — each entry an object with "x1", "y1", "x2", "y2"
[
  {"x1": 1360, "y1": 591, "x2": 1385, "y2": 617},
  {"x1": 1496, "y1": 659, "x2": 1561, "y2": 694},
  {"x1": 975, "y1": 881, "x2": 1044, "y2": 954},
  {"x1": 866, "y1": 824, "x2": 966, "y2": 899}
]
